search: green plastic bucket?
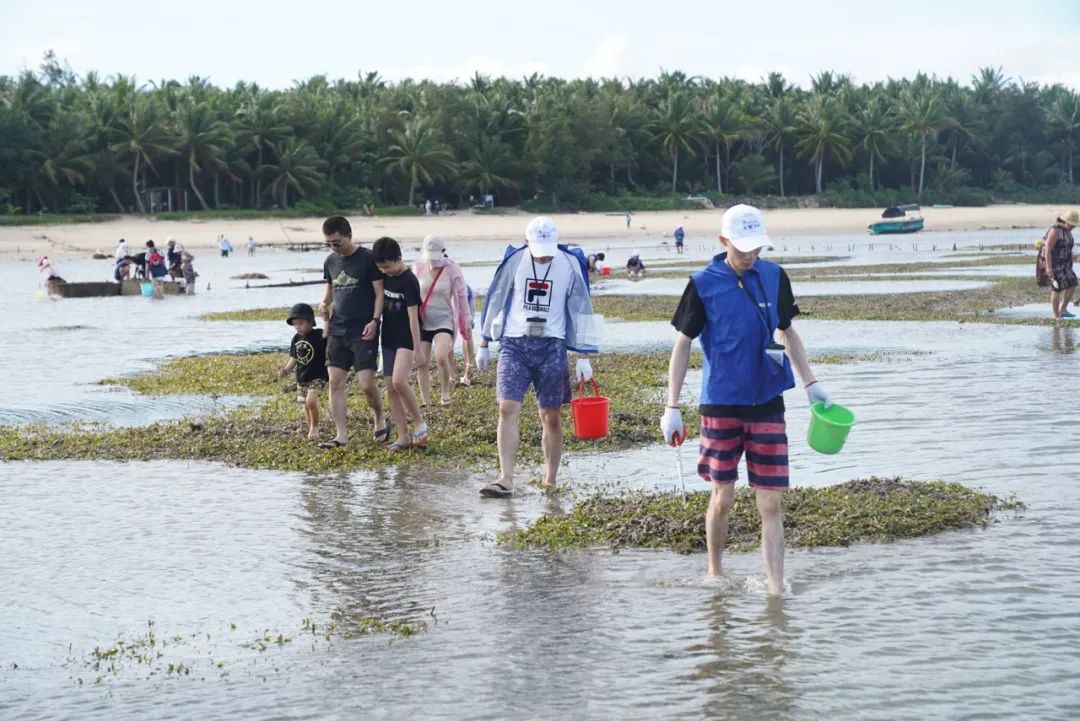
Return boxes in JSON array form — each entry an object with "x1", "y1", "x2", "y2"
[{"x1": 807, "y1": 402, "x2": 856, "y2": 454}]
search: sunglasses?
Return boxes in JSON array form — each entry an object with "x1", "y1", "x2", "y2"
[{"x1": 324, "y1": 240, "x2": 343, "y2": 248}]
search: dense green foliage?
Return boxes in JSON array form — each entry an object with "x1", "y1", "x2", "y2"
[{"x1": 3, "y1": 55, "x2": 1080, "y2": 215}]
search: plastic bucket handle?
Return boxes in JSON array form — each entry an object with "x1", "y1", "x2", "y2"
[{"x1": 578, "y1": 378, "x2": 601, "y2": 398}]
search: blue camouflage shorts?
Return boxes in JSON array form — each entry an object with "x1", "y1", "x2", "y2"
[{"x1": 496, "y1": 336, "x2": 572, "y2": 409}]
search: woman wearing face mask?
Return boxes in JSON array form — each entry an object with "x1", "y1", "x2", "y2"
[{"x1": 412, "y1": 235, "x2": 472, "y2": 406}]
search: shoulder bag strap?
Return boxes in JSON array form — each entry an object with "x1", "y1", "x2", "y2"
[{"x1": 420, "y1": 265, "x2": 446, "y2": 318}]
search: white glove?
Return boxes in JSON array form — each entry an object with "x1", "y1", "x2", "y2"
[
  {"x1": 478, "y1": 346, "x2": 490, "y2": 371},
  {"x1": 575, "y1": 358, "x2": 593, "y2": 382},
  {"x1": 806, "y1": 381, "x2": 832, "y2": 409},
  {"x1": 660, "y1": 407, "x2": 686, "y2": 447}
]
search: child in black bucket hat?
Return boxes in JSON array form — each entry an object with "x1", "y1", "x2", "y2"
[{"x1": 278, "y1": 303, "x2": 330, "y2": 439}]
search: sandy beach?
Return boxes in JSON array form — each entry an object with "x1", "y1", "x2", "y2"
[{"x1": 0, "y1": 204, "x2": 1062, "y2": 261}]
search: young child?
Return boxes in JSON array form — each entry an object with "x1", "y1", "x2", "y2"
[
  {"x1": 145, "y1": 240, "x2": 168, "y2": 298},
  {"x1": 371, "y1": 236, "x2": 428, "y2": 450},
  {"x1": 180, "y1": 252, "x2": 197, "y2": 295},
  {"x1": 278, "y1": 303, "x2": 329, "y2": 439}
]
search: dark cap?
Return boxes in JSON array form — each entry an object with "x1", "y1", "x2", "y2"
[{"x1": 286, "y1": 302, "x2": 316, "y2": 326}]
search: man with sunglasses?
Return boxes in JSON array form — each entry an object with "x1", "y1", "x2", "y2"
[
  {"x1": 317, "y1": 215, "x2": 387, "y2": 448},
  {"x1": 661, "y1": 204, "x2": 832, "y2": 595}
]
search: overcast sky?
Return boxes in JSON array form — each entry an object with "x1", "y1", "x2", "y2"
[{"x1": 4, "y1": 0, "x2": 1080, "y2": 90}]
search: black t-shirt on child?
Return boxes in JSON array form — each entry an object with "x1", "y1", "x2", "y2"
[
  {"x1": 290, "y1": 330, "x2": 329, "y2": 384},
  {"x1": 323, "y1": 247, "x2": 384, "y2": 339},
  {"x1": 381, "y1": 269, "x2": 422, "y2": 350}
]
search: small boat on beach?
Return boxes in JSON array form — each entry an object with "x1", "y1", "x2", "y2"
[{"x1": 869, "y1": 205, "x2": 924, "y2": 235}]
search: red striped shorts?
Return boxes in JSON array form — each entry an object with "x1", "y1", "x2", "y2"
[{"x1": 697, "y1": 413, "x2": 789, "y2": 490}]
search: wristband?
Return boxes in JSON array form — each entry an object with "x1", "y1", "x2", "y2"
[{"x1": 804, "y1": 380, "x2": 818, "y2": 388}]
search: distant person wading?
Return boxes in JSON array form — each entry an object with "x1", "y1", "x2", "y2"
[{"x1": 1039, "y1": 209, "x2": 1079, "y2": 319}]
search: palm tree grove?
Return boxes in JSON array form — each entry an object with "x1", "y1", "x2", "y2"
[{"x1": 4, "y1": 55, "x2": 1080, "y2": 217}]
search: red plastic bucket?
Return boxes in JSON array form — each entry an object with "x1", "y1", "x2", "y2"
[
  {"x1": 570, "y1": 379, "x2": 610, "y2": 440},
  {"x1": 601, "y1": 266, "x2": 612, "y2": 276}
]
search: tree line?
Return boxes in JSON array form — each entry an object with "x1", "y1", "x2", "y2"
[{"x1": 2, "y1": 54, "x2": 1080, "y2": 216}]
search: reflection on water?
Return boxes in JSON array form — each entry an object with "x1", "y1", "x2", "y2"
[
  {"x1": 1049, "y1": 326, "x2": 1075, "y2": 354},
  {"x1": 3, "y1": 233, "x2": 1080, "y2": 720},
  {"x1": 692, "y1": 595, "x2": 795, "y2": 721}
]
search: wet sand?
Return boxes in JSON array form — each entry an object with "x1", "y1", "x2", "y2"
[{"x1": 0, "y1": 204, "x2": 1063, "y2": 260}]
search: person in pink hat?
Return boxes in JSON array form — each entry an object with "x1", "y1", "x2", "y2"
[{"x1": 412, "y1": 235, "x2": 471, "y2": 407}]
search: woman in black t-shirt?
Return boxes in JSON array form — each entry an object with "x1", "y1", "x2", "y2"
[{"x1": 372, "y1": 236, "x2": 429, "y2": 450}]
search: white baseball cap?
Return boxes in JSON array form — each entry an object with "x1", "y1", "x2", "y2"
[
  {"x1": 421, "y1": 235, "x2": 447, "y2": 261},
  {"x1": 721, "y1": 204, "x2": 773, "y2": 252},
  {"x1": 525, "y1": 216, "x2": 559, "y2": 258}
]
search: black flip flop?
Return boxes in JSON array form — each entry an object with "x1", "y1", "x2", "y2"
[
  {"x1": 318, "y1": 439, "x2": 346, "y2": 449},
  {"x1": 479, "y1": 482, "x2": 513, "y2": 498},
  {"x1": 373, "y1": 422, "x2": 391, "y2": 442}
]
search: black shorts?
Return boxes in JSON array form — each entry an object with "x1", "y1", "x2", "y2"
[
  {"x1": 326, "y1": 334, "x2": 378, "y2": 371},
  {"x1": 421, "y1": 328, "x2": 453, "y2": 344}
]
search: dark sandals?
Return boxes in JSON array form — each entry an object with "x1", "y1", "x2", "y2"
[
  {"x1": 318, "y1": 439, "x2": 346, "y2": 449},
  {"x1": 479, "y1": 482, "x2": 513, "y2": 498},
  {"x1": 373, "y1": 422, "x2": 392, "y2": 442}
]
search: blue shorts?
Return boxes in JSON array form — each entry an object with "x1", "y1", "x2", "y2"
[
  {"x1": 149, "y1": 265, "x2": 168, "y2": 279},
  {"x1": 496, "y1": 336, "x2": 572, "y2": 409}
]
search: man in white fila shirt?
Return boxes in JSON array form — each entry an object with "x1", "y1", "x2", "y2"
[{"x1": 477, "y1": 217, "x2": 599, "y2": 497}]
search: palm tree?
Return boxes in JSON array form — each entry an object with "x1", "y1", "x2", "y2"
[
  {"x1": 942, "y1": 92, "x2": 983, "y2": 172},
  {"x1": 795, "y1": 94, "x2": 853, "y2": 194},
  {"x1": 175, "y1": 102, "x2": 229, "y2": 210},
  {"x1": 701, "y1": 93, "x2": 746, "y2": 194},
  {"x1": 762, "y1": 71, "x2": 793, "y2": 100},
  {"x1": 897, "y1": 87, "x2": 947, "y2": 196},
  {"x1": 855, "y1": 97, "x2": 894, "y2": 190},
  {"x1": 653, "y1": 91, "x2": 700, "y2": 192},
  {"x1": 235, "y1": 94, "x2": 290, "y2": 207},
  {"x1": 379, "y1": 118, "x2": 456, "y2": 206},
  {"x1": 759, "y1": 95, "x2": 796, "y2": 196},
  {"x1": 456, "y1": 136, "x2": 518, "y2": 198},
  {"x1": 310, "y1": 106, "x2": 366, "y2": 182},
  {"x1": 1047, "y1": 91, "x2": 1080, "y2": 184},
  {"x1": 109, "y1": 95, "x2": 176, "y2": 213},
  {"x1": 261, "y1": 138, "x2": 324, "y2": 208}
]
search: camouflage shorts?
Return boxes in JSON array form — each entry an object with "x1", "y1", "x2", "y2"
[{"x1": 296, "y1": 378, "x2": 327, "y2": 400}]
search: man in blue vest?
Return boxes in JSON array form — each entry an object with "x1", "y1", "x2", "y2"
[{"x1": 660, "y1": 204, "x2": 831, "y2": 595}]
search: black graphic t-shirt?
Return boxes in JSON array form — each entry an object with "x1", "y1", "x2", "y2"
[
  {"x1": 323, "y1": 247, "x2": 385, "y2": 339},
  {"x1": 290, "y1": 330, "x2": 329, "y2": 383},
  {"x1": 381, "y1": 269, "x2": 422, "y2": 350}
]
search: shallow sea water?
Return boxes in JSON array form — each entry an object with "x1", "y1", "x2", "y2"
[{"x1": 2, "y1": 231, "x2": 1079, "y2": 720}]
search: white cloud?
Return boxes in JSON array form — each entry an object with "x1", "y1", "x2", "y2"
[{"x1": 581, "y1": 34, "x2": 628, "y2": 78}]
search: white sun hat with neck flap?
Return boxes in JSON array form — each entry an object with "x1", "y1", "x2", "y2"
[{"x1": 721, "y1": 204, "x2": 773, "y2": 252}]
